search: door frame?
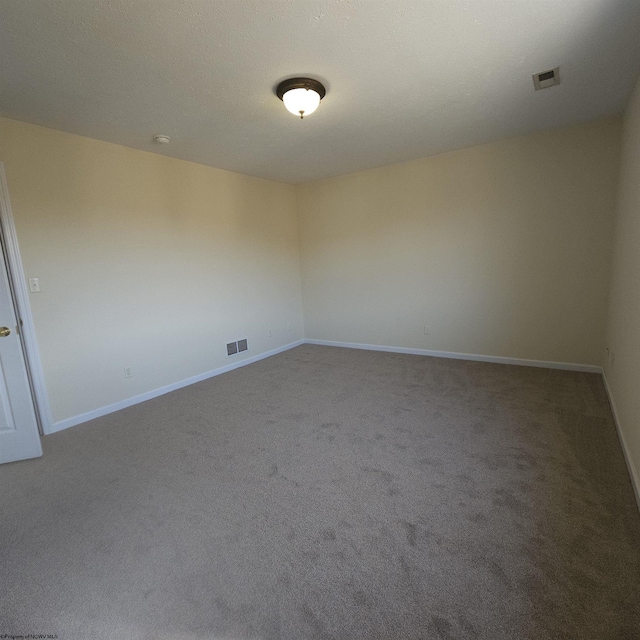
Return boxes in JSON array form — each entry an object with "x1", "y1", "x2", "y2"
[{"x1": 0, "y1": 162, "x2": 52, "y2": 435}]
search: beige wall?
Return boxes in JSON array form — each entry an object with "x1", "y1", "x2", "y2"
[
  {"x1": 0, "y1": 117, "x2": 303, "y2": 425},
  {"x1": 297, "y1": 119, "x2": 621, "y2": 366},
  {"x1": 0, "y1": 115, "x2": 626, "y2": 433},
  {"x1": 604, "y1": 75, "x2": 640, "y2": 498}
]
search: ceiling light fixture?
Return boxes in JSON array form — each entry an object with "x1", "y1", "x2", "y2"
[{"x1": 276, "y1": 77, "x2": 326, "y2": 119}]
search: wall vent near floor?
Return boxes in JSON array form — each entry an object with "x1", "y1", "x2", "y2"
[
  {"x1": 533, "y1": 67, "x2": 560, "y2": 90},
  {"x1": 226, "y1": 339, "x2": 248, "y2": 357}
]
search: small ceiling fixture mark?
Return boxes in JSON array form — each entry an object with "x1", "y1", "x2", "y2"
[
  {"x1": 153, "y1": 134, "x2": 170, "y2": 145},
  {"x1": 533, "y1": 67, "x2": 560, "y2": 91}
]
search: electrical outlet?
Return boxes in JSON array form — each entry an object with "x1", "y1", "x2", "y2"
[
  {"x1": 124, "y1": 367, "x2": 133, "y2": 378},
  {"x1": 424, "y1": 325, "x2": 432, "y2": 335},
  {"x1": 287, "y1": 323, "x2": 292, "y2": 332},
  {"x1": 29, "y1": 278, "x2": 40, "y2": 293}
]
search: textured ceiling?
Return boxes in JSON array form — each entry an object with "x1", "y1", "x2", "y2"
[{"x1": 1, "y1": 0, "x2": 640, "y2": 184}]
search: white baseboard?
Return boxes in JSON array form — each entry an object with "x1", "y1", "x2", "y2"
[
  {"x1": 47, "y1": 340, "x2": 304, "y2": 434},
  {"x1": 46, "y1": 337, "x2": 603, "y2": 436},
  {"x1": 602, "y1": 373, "x2": 640, "y2": 513},
  {"x1": 304, "y1": 339, "x2": 603, "y2": 374}
]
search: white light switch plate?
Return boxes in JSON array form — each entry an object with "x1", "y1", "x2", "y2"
[{"x1": 29, "y1": 278, "x2": 40, "y2": 292}]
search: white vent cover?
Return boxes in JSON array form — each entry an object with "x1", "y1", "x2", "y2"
[
  {"x1": 533, "y1": 67, "x2": 560, "y2": 90},
  {"x1": 226, "y1": 338, "x2": 248, "y2": 357}
]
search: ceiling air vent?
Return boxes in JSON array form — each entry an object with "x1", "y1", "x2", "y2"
[{"x1": 533, "y1": 67, "x2": 560, "y2": 91}]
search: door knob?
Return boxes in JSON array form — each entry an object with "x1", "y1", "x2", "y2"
[{"x1": 0, "y1": 327, "x2": 11, "y2": 337}]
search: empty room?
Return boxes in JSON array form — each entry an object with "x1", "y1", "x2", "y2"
[{"x1": 1, "y1": 1, "x2": 640, "y2": 638}]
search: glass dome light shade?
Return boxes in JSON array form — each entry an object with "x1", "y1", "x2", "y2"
[{"x1": 282, "y1": 87, "x2": 321, "y2": 118}]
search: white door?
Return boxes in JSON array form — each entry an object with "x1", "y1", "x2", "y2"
[{"x1": 0, "y1": 237, "x2": 42, "y2": 464}]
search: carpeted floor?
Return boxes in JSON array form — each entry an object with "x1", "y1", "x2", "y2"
[{"x1": 1, "y1": 344, "x2": 639, "y2": 639}]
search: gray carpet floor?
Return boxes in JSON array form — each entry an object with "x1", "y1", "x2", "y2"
[{"x1": 1, "y1": 344, "x2": 639, "y2": 640}]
